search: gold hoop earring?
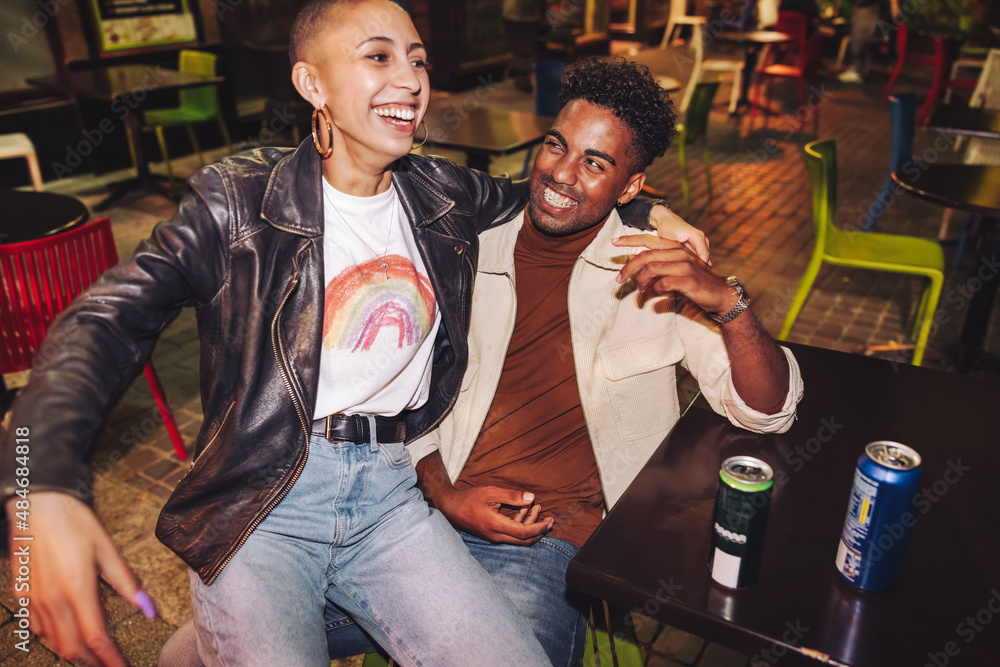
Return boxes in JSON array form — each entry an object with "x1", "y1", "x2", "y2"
[
  {"x1": 312, "y1": 105, "x2": 334, "y2": 159},
  {"x1": 412, "y1": 120, "x2": 428, "y2": 150}
]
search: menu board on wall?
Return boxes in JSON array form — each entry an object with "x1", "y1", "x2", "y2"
[{"x1": 89, "y1": 0, "x2": 198, "y2": 54}]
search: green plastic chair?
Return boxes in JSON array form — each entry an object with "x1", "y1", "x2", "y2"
[
  {"x1": 142, "y1": 50, "x2": 233, "y2": 186},
  {"x1": 362, "y1": 651, "x2": 392, "y2": 666},
  {"x1": 583, "y1": 599, "x2": 645, "y2": 667},
  {"x1": 779, "y1": 140, "x2": 945, "y2": 366},
  {"x1": 677, "y1": 80, "x2": 721, "y2": 217}
]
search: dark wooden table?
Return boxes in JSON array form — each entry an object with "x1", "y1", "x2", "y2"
[
  {"x1": 892, "y1": 164, "x2": 1000, "y2": 372},
  {"x1": 893, "y1": 164, "x2": 1000, "y2": 217},
  {"x1": 716, "y1": 31, "x2": 793, "y2": 113},
  {"x1": 27, "y1": 65, "x2": 224, "y2": 211},
  {"x1": 420, "y1": 100, "x2": 554, "y2": 176},
  {"x1": 567, "y1": 342, "x2": 1000, "y2": 667},
  {"x1": 926, "y1": 103, "x2": 1000, "y2": 140},
  {"x1": 0, "y1": 189, "x2": 88, "y2": 244}
]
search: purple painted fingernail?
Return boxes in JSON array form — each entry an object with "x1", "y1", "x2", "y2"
[{"x1": 135, "y1": 591, "x2": 157, "y2": 619}]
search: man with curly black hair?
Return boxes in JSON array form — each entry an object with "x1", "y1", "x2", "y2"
[
  {"x1": 557, "y1": 55, "x2": 678, "y2": 173},
  {"x1": 406, "y1": 55, "x2": 803, "y2": 665}
]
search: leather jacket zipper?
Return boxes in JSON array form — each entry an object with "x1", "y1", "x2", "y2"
[
  {"x1": 205, "y1": 242, "x2": 312, "y2": 583},
  {"x1": 176, "y1": 401, "x2": 236, "y2": 485}
]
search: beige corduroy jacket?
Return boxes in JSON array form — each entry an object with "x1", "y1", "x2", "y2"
[{"x1": 406, "y1": 210, "x2": 804, "y2": 508}]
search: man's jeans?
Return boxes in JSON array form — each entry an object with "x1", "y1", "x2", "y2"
[
  {"x1": 180, "y1": 429, "x2": 549, "y2": 667},
  {"x1": 314, "y1": 532, "x2": 591, "y2": 666},
  {"x1": 462, "y1": 533, "x2": 591, "y2": 667}
]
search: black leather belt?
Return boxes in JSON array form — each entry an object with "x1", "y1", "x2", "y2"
[{"x1": 311, "y1": 414, "x2": 407, "y2": 444}]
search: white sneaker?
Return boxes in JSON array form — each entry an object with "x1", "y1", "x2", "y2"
[{"x1": 838, "y1": 70, "x2": 863, "y2": 84}]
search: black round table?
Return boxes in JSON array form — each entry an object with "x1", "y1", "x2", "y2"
[
  {"x1": 893, "y1": 164, "x2": 1000, "y2": 372},
  {"x1": 892, "y1": 164, "x2": 1000, "y2": 217},
  {"x1": 0, "y1": 189, "x2": 89, "y2": 245}
]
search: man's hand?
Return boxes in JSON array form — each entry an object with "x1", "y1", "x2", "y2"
[
  {"x1": 649, "y1": 205, "x2": 711, "y2": 265},
  {"x1": 613, "y1": 235, "x2": 738, "y2": 316},
  {"x1": 435, "y1": 485, "x2": 553, "y2": 546},
  {"x1": 6, "y1": 492, "x2": 154, "y2": 667},
  {"x1": 416, "y1": 450, "x2": 552, "y2": 545},
  {"x1": 612, "y1": 235, "x2": 791, "y2": 414}
]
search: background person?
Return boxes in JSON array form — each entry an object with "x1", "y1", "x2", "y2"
[{"x1": 839, "y1": 0, "x2": 902, "y2": 83}]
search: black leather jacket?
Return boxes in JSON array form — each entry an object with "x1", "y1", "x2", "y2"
[{"x1": 1, "y1": 141, "x2": 653, "y2": 583}]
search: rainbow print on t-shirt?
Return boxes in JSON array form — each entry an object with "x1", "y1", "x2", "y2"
[{"x1": 323, "y1": 255, "x2": 436, "y2": 352}]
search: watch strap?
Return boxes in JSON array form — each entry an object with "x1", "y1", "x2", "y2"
[{"x1": 710, "y1": 276, "x2": 750, "y2": 324}]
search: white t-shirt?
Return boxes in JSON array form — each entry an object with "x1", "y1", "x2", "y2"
[{"x1": 313, "y1": 178, "x2": 442, "y2": 419}]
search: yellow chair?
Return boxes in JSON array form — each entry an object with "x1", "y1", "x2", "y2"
[
  {"x1": 779, "y1": 140, "x2": 945, "y2": 366},
  {"x1": 640, "y1": 82, "x2": 720, "y2": 216},
  {"x1": 583, "y1": 599, "x2": 645, "y2": 667},
  {"x1": 676, "y1": 80, "x2": 721, "y2": 217},
  {"x1": 142, "y1": 50, "x2": 233, "y2": 186},
  {"x1": 362, "y1": 651, "x2": 392, "y2": 666}
]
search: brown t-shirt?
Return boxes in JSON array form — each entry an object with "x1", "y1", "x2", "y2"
[{"x1": 454, "y1": 217, "x2": 605, "y2": 548}]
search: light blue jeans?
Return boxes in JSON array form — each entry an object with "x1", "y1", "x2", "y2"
[
  {"x1": 163, "y1": 531, "x2": 587, "y2": 666},
  {"x1": 177, "y1": 428, "x2": 549, "y2": 667},
  {"x1": 315, "y1": 532, "x2": 590, "y2": 666},
  {"x1": 462, "y1": 533, "x2": 590, "y2": 667}
]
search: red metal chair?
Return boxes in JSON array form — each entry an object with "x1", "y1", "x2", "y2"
[
  {"x1": 884, "y1": 22, "x2": 948, "y2": 120},
  {"x1": 0, "y1": 216, "x2": 188, "y2": 460},
  {"x1": 885, "y1": 23, "x2": 930, "y2": 96},
  {"x1": 750, "y1": 12, "x2": 819, "y2": 130}
]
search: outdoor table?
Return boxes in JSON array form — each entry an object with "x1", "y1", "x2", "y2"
[
  {"x1": 716, "y1": 31, "x2": 793, "y2": 113},
  {"x1": 566, "y1": 341, "x2": 1000, "y2": 667},
  {"x1": 27, "y1": 64, "x2": 225, "y2": 211},
  {"x1": 892, "y1": 164, "x2": 1000, "y2": 372},
  {"x1": 0, "y1": 189, "x2": 88, "y2": 244},
  {"x1": 420, "y1": 100, "x2": 555, "y2": 176},
  {"x1": 926, "y1": 102, "x2": 1000, "y2": 140}
]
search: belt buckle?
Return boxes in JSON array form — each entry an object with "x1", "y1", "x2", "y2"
[{"x1": 324, "y1": 413, "x2": 370, "y2": 443}]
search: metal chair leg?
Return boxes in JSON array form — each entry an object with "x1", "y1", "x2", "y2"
[
  {"x1": 186, "y1": 125, "x2": 205, "y2": 167},
  {"x1": 154, "y1": 126, "x2": 175, "y2": 186},
  {"x1": 143, "y1": 362, "x2": 187, "y2": 460},
  {"x1": 780, "y1": 253, "x2": 824, "y2": 340}
]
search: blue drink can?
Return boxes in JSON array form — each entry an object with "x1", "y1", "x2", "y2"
[{"x1": 835, "y1": 441, "x2": 922, "y2": 591}]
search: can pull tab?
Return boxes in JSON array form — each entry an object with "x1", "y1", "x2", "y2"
[{"x1": 883, "y1": 447, "x2": 911, "y2": 467}]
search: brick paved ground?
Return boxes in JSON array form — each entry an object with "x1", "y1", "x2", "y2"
[{"x1": 1, "y1": 42, "x2": 996, "y2": 667}]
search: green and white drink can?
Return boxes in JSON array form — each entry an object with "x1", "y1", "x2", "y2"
[{"x1": 709, "y1": 456, "x2": 774, "y2": 588}]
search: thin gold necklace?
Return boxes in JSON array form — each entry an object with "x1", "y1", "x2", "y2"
[{"x1": 330, "y1": 200, "x2": 394, "y2": 280}]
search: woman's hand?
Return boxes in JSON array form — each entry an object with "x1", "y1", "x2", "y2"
[
  {"x1": 649, "y1": 205, "x2": 711, "y2": 265},
  {"x1": 6, "y1": 493, "x2": 154, "y2": 667}
]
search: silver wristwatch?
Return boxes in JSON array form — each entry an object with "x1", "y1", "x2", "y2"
[{"x1": 710, "y1": 276, "x2": 749, "y2": 324}]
